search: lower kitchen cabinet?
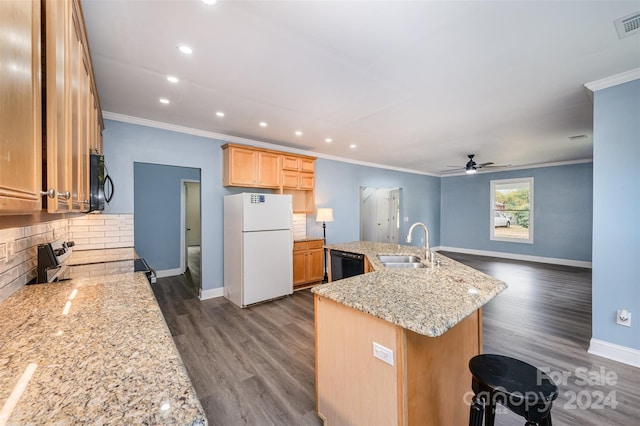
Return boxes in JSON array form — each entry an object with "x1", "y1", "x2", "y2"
[{"x1": 293, "y1": 239, "x2": 324, "y2": 288}]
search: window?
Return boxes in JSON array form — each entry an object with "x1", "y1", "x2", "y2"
[{"x1": 490, "y1": 177, "x2": 533, "y2": 243}]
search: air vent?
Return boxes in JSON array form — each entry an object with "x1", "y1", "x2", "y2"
[{"x1": 614, "y1": 11, "x2": 640, "y2": 39}]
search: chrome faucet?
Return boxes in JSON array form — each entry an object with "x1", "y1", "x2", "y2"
[{"x1": 406, "y1": 222, "x2": 431, "y2": 262}]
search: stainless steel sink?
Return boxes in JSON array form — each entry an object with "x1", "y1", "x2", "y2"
[
  {"x1": 382, "y1": 262, "x2": 426, "y2": 269},
  {"x1": 377, "y1": 255, "x2": 421, "y2": 263}
]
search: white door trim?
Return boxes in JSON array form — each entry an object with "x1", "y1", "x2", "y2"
[{"x1": 180, "y1": 179, "x2": 200, "y2": 274}]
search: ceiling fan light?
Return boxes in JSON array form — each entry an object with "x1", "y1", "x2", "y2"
[{"x1": 466, "y1": 168, "x2": 477, "y2": 174}]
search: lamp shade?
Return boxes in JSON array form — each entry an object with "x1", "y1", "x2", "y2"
[{"x1": 316, "y1": 208, "x2": 334, "y2": 223}]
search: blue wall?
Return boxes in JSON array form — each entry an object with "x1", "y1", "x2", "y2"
[
  {"x1": 592, "y1": 79, "x2": 640, "y2": 350},
  {"x1": 308, "y1": 159, "x2": 440, "y2": 247},
  {"x1": 102, "y1": 119, "x2": 439, "y2": 291},
  {"x1": 440, "y1": 163, "x2": 593, "y2": 262},
  {"x1": 133, "y1": 163, "x2": 200, "y2": 271},
  {"x1": 103, "y1": 120, "x2": 225, "y2": 291}
]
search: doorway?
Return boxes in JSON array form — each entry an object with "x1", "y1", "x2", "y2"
[
  {"x1": 360, "y1": 187, "x2": 401, "y2": 243},
  {"x1": 181, "y1": 180, "x2": 201, "y2": 294}
]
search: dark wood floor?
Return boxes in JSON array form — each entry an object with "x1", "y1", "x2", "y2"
[{"x1": 152, "y1": 253, "x2": 640, "y2": 426}]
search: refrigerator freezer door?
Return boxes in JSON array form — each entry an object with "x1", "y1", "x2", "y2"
[
  {"x1": 242, "y1": 229, "x2": 293, "y2": 305},
  {"x1": 242, "y1": 193, "x2": 292, "y2": 232}
]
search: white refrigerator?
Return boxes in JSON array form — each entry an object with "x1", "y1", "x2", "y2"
[{"x1": 224, "y1": 193, "x2": 293, "y2": 307}]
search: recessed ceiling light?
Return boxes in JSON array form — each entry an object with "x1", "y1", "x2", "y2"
[
  {"x1": 325, "y1": 138, "x2": 332, "y2": 143},
  {"x1": 216, "y1": 111, "x2": 225, "y2": 117},
  {"x1": 202, "y1": 0, "x2": 217, "y2": 5},
  {"x1": 259, "y1": 122, "x2": 268, "y2": 127},
  {"x1": 178, "y1": 45, "x2": 193, "y2": 55},
  {"x1": 167, "y1": 75, "x2": 179, "y2": 83},
  {"x1": 159, "y1": 98, "x2": 170, "y2": 104},
  {"x1": 295, "y1": 131, "x2": 303, "y2": 136},
  {"x1": 349, "y1": 144, "x2": 357, "y2": 149}
]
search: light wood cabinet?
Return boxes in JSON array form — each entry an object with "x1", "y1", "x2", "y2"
[
  {"x1": 0, "y1": 0, "x2": 42, "y2": 213},
  {"x1": 1, "y1": 0, "x2": 102, "y2": 215},
  {"x1": 293, "y1": 239, "x2": 324, "y2": 288},
  {"x1": 222, "y1": 144, "x2": 281, "y2": 188},
  {"x1": 257, "y1": 151, "x2": 280, "y2": 187},
  {"x1": 44, "y1": 0, "x2": 102, "y2": 212},
  {"x1": 222, "y1": 143, "x2": 316, "y2": 213},
  {"x1": 281, "y1": 155, "x2": 314, "y2": 190},
  {"x1": 316, "y1": 295, "x2": 482, "y2": 425}
]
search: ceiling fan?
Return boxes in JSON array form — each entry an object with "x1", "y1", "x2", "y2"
[{"x1": 441, "y1": 154, "x2": 510, "y2": 175}]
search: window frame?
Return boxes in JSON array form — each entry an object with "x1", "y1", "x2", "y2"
[{"x1": 490, "y1": 177, "x2": 534, "y2": 244}]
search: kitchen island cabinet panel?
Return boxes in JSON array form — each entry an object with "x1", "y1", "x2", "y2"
[{"x1": 315, "y1": 294, "x2": 482, "y2": 426}]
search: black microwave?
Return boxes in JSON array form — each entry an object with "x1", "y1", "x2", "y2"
[{"x1": 89, "y1": 154, "x2": 105, "y2": 212}]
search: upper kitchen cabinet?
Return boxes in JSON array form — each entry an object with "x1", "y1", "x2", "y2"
[
  {"x1": 0, "y1": 0, "x2": 102, "y2": 215},
  {"x1": 222, "y1": 144, "x2": 281, "y2": 188},
  {"x1": 222, "y1": 143, "x2": 316, "y2": 214},
  {"x1": 282, "y1": 155, "x2": 315, "y2": 190},
  {"x1": 0, "y1": 0, "x2": 42, "y2": 213},
  {"x1": 44, "y1": 0, "x2": 103, "y2": 213}
]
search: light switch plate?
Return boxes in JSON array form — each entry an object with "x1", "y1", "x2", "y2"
[{"x1": 373, "y1": 342, "x2": 394, "y2": 366}]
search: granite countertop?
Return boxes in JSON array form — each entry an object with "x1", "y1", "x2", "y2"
[
  {"x1": 294, "y1": 237, "x2": 325, "y2": 242},
  {"x1": 0, "y1": 273, "x2": 207, "y2": 425},
  {"x1": 311, "y1": 241, "x2": 507, "y2": 337},
  {"x1": 66, "y1": 247, "x2": 138, "y2": 266}
]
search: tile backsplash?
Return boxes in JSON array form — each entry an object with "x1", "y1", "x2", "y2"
[
  {"x1": 0, "y1": 214, "x2": 133, "y2": 303},
  {"x1": 293, "y1": 213, "x2": 307, "y2": 239}
]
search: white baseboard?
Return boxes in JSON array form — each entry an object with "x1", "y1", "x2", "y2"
[
  {"x1": 155, "y1": 268, "x2": 183, "y2": 278},
  {"x1": 200, "y1": 287, "x2": 224, "y2": 300},
  {"x1": 588, "y1": 339, "x2": 640, "y2": 368},
  {"x1": 434, "y1": 246, "x2": 592, "y2": 268}
]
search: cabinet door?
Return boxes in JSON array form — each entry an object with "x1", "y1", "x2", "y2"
[
  {"x1": 229, "y1": 146, "x2": 257, "y2": 186},
  {"x1": 0, "y1": 0, "x2": 42, "y2": 213},
  {"x1": 282, "y1": 155, "x2": 300, "y2": 171},
  {"x1": 301, "y1": 158, "x2": 315, "y2": 173},
  {"x1": 281, "y1": 170, "x2": 299, "y2": 189},
  {"x1": 44, "y1": 0, "x2": 72, "y2": 212},
  {"x1": 258, "y1": 152, "x2": 280, "y2": 187},
  {"x1": 307, "y1": 247, "x2": 325, "y2": 282},
  {"x1": 299, "y1": 173, "x2": 315, "y2": 190},
  {"x1": 69, "y1": 19, "x2": 88, "y2": 211},
  {"x1": 293, "y1": 248, "x2": 307, "y2": 286}
]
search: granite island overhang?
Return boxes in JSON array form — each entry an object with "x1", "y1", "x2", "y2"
[{"x1": 311, "y1": 241, "x2": 507, "y2": 425}]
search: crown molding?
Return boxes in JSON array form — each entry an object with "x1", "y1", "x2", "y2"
[
  {"x1": 102, "y1": 111, "x2": 592, "y2": 178},
  {"x1": 102, "y1": 111, "x2": 438, "y2": 177},
  {"x1": 584, "y1": 67, "x2": 640, "y2": 92}
]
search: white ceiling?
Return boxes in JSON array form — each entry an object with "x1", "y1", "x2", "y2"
[{"x1": 81, "y1": 0, "x2": 640, "y2": 175}]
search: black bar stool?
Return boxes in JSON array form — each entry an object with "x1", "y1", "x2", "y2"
[{"x1": 468, "y1": 354, "x2": 558, "y2": 426}]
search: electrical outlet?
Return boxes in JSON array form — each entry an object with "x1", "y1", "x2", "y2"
[
  {"x1": 616, "y1": 309, "x2": 631, "y2": 327},
  {"x1": 373, "y1": 342, "x2": 394, "y2": 366},
  {"x1": 404, "y1": 216, "x2": 409, "y2": 222}
]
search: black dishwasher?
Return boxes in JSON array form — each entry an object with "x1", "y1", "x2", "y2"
[{"x1": 330, "y1": 250, "x2": 365, "y2": 281}]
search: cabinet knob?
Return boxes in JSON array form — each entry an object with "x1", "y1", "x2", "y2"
[
  {"x1": 58, "y1": 191, "x2": 71, "y2": 200},
  {"x1": 40, "y1": 189, "x2": 55, "y2": 199}
]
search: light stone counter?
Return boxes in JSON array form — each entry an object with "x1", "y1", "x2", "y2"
[
  {"x1": 0, "y1": 272, "x2": 206, "y2": 425},
  {"x1": 294, "y1": 237, "x2": 324, "y2": 242},
  {"x1": 311, "y1": 241, "x2": 507, "y2": 337}
]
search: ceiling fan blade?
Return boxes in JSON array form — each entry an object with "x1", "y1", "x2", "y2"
[
  {"x1": 439, "y1": 168, "x2": 464, "y2": 173},
  {"x1": 476, "y1": 162, "x2": 494, "y2": 168}
]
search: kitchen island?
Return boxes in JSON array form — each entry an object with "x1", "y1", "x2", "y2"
[
  {"x1": 0, "y1": 271, "x2": 206, "y2": 424},
  {"x1": 312, "y1": 242, "x2": 507, "y2": 426}
]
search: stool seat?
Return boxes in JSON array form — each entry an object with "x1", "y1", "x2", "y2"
[{"x1": 469, "y1": 354, "x2": 558, "y2": 426}]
